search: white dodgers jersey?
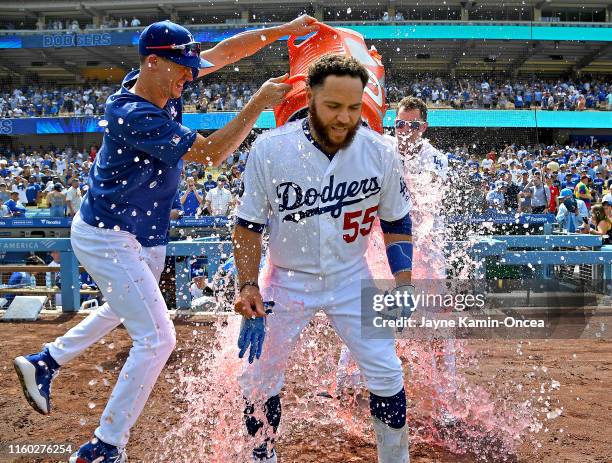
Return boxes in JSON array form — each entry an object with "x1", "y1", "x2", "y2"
[{"x1": 236, "y1": 120, "x2": 410, "y2": 276}]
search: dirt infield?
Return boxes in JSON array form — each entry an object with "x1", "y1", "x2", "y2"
[{"x1": 0, "y1": 314, "x2": 610, "y2": 463}]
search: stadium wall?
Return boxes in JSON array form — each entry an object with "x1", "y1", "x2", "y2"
[{"x1": 1, "y1": 110, "x2": 610, "y2": 135}]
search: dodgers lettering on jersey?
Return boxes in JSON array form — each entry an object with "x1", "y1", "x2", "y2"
[
  {"x1": 236, "y1": 119, "x2": 410, "y2": 276},
  {"x1": 278, "y1": 175, "x2": 383, "y2": 222},
  {"x1": 79, "y1": 70, "x2": 197, "y2": 246}
]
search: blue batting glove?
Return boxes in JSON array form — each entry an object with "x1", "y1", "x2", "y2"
[{"x1": 238, "y1": 301, "x2": 274, "y2": 363}]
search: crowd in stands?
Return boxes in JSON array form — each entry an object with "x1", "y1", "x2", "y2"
[
  {"x1": 1, "y1": 141, "x2": 610, "y2": 226},
  {"x1": 0, "y1": 143, "x2": 247, "y2": 220},
  {"x1": 387, "y1": 76, "x2": 612, "y2": 111},
  {"x1": 0, "y1": 84, "x2": 114, "y2": 118},
  {"x1": 2, "y1": 76, "x2": 611, "y2": 118},
  {"x1": 450, "y1": 143, "x2": 611, "y2": 240}
]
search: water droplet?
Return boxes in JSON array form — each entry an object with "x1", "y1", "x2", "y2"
[
  {"x1": 134, "y1": 156, "x2": 139, "y2": 162},
  {"x1": 79, "y1": 418, "x2": 87, "y2": 426},
  {"x1": 118, "y1": 117, "x2": 124, "y2": 124},
  {"x1": 88, "y1": 402, "x2": 96, "y2": 409},
  {"x1": 150, "y1": 181, "x2": 158, "y2": 188},
  {"x1": 98, "y1": 120, "x2": 108, "y2": 127},
  {"x1": 551, "y1": 380, "x2": 560, "y2": 390}
]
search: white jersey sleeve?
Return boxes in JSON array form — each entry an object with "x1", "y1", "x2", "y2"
[
  {"x1": 378, "y1": 148, "x2": 411, "y2": 221},
  {"x1": 235, "y1": 141, "x2": 269, "y2": 225}
]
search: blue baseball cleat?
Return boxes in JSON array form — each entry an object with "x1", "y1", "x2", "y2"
[
  {"x1": 13, "y1": 347, "x2": 60, "y2": 415},
  {"x1": 69, "y1": 437, "x2": 127, "y2": 463}
]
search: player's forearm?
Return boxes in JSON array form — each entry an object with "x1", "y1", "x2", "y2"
[
  {"x1": 383, "y1": 232, "x2": 412, "y2": 285},
  {"x1": 232, "y1": 224, "x2": 263, "y2": 287},
  {"x1": 184, "y1": 96, "x2": 267, "y2": 167},
  {"x1": 202, "y1": 25, "x2": 288, "y2": 66}
]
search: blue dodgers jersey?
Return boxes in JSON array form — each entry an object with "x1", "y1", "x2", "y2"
[{"x1": 79, "y1": 70, "x2": 197, "y2": 246}]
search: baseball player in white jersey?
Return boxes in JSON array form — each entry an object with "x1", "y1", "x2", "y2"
[
  {"x1": 12, "y1": 17, "x2": 318, "y2": 463},
  {"x1": 393, "y1": 96, "x2": 458, "y2": 424},
  {"x1": 390, "y1": 96, "x2": 448, "y2": 278},
  {"x1": 233, "y1": 55, "x2": 414, "y2": 462}
]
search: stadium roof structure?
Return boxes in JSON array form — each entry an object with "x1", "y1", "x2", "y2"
[
  {"x1": 0, "y1": 1, "x2": 611, "y2": 82},
  {"x1": 1, "y1": 29, "x2": 611, "y2": 82}
]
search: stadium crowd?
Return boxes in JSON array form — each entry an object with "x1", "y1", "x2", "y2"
[
  {"x1": 0, "y1": 141, "x2": 610, "y2": 232},
  {"x1": 449, "y1": 143, "x2": 612, "y2": 239},
  {"x1": 2, "y1": 17, "x2": 142, "y2": 32},
  {"x1": 386, "y1": 76, "x2": 612, "y2": 111},
  {"x1": 2, "y1": 76, "x2": 611, "y2": 118},
  {"x1": 0, "y1": 143, "x2": 247, "y2": 219}
]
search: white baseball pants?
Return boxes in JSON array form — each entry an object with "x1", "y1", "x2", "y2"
[
  {"x1": 47, "y1": 213, "x2": 173, "y2": 448},
  {"x1": 239, "y1": 264, "x2": 404, "y2": 401}
]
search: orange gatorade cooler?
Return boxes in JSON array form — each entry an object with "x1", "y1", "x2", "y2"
[{"x1": 274, "y1": 22, "x2": 387, "y2": 134}]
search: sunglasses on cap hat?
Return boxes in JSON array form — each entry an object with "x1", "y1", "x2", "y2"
[
  {"x1": 146, "y1": 41, "x2": 202, "y2": 58},
  {"x1": 395, "y1": 120, "x2": 423, "y2": 130}
]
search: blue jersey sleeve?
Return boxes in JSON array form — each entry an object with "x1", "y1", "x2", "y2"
[{"x1": 117, "y1": 106, "x2": 197, "y2": 166}]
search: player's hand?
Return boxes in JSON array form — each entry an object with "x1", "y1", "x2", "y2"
[
  {"x1": 235, "y1": 285, "x2": 266, "y2": 318},
  {"x1": 237, "y1": 301, "x2": 275, "y2": 363},
  {"x1": 253, "y1": 75, "x2": 292, "y2": 108},
  {"x1": 281, "y1": 15, "x2": 319, "y2": 36}
]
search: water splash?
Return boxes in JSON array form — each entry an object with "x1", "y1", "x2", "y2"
[
  {"x1": 158, "y1": 138, "x2": 548, "y2": 461},
  {"x1": 360, "y1": 136, "x2": 541, "y2": 459}
]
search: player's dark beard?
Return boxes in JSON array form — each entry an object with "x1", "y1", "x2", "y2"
[{"x1": 308, "y1": 102, "x2": 359, "y2": 153}]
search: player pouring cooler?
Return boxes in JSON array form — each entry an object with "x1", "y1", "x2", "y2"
[{"x1": 233, "y1": 54, "x2": 414, "y2": 463}]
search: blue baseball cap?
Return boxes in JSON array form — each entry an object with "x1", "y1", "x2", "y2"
[
  {"x1": 559, "y1": 188, "x2": 574, "y2": 199},
  {"x1": 139, "y1": 21, "x2": 214, "y2": 77}
]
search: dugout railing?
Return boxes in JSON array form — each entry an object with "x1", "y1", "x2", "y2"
[
  {"x1": 0, "y1": 237, "x2": 232, "y2": 312},
  {"x1": 0, "y1": 233, "x2": 610, "y2": 313}
]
